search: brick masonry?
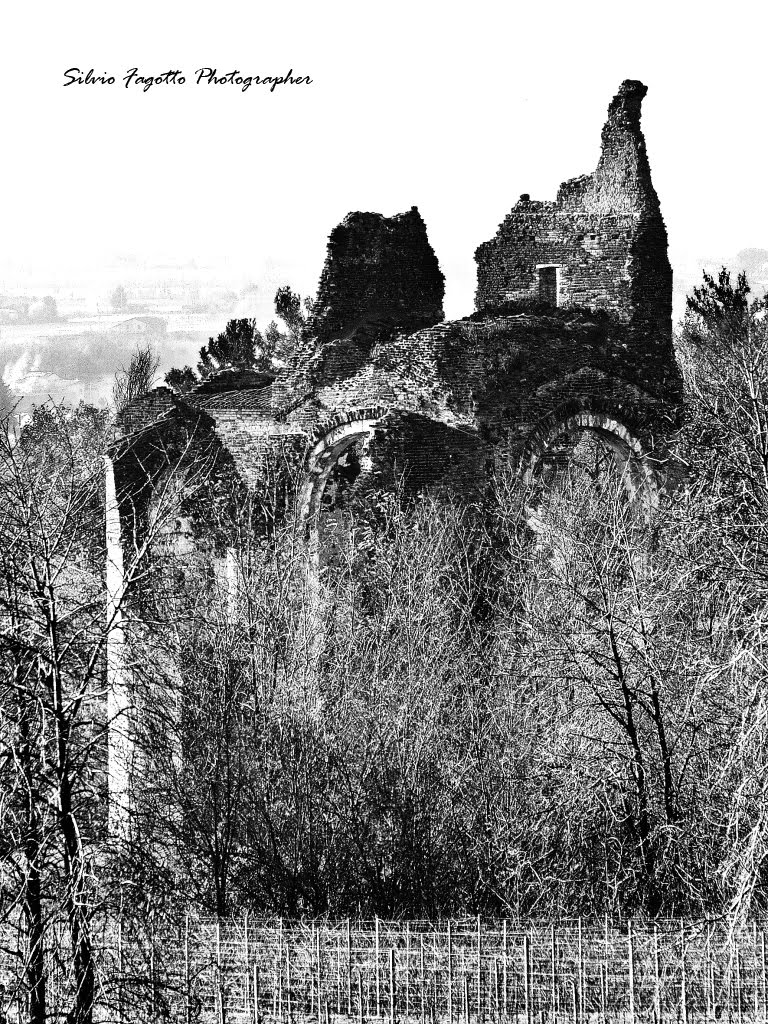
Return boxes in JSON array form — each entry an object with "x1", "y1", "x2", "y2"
[
  {"x1": 113, "y1": 80, "x2": 683, "y2": 539},
  {"x1": 475, "y1": 80, "x2": 673, "y2": 356}
]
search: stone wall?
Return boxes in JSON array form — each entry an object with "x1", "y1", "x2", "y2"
[
  {"x1": 294, "y1": 308, "x2": 679, "y2": 490},
  {"x1": 474, "y1": 81, "x2": 673, "y2": 360},
  {"x1": 107, "y1": 80, "x2": 686, "y2": 824},
  {"x1": 308, "y1": 207, "x2": 445, "y2": 380},
  {"x1": 113, "y1": 79, "x2": 683, "y2": 551}
]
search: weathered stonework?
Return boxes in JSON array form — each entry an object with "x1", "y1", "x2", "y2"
[
  {"x1": 113, "y1": 78, "x2": 681, "y2": 536},
  {"x1": 309, "y1": 207, "x2": 445, "y2": 359},
  {"x1": 107, "y1": 81, "x2": 684, "y2": 818},
  {"x1": 475, "y1": 80, "x2": 674, "y2": 373},
  {"x1": 112, "y1": 78, "x2": 685, "y2": 572}
]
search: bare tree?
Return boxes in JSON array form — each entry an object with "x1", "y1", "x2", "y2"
[
  {"x1": 0, "y1": 399, "x2": 219, "y2": 1022},
  {"x1": 0, "y1": 404, "x2": 109, "y2": 1024},
  {"x1": 112, "y1": 344, "x2": 159, "y2": 415}
]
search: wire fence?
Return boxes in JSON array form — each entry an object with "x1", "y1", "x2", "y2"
[{"x1": 3, "y1": 916, "x2": 768, "y2": 1024}]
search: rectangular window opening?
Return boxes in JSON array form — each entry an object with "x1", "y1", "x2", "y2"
[{"x1": 538, "y1": 266, "x2": 559, "y2": 306}]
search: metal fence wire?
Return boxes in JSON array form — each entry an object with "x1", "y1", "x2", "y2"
[{"x1": 3, "y1": 917, "x2": 768, "y2": 1024}]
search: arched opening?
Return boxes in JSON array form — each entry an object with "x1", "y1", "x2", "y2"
[
  {"x1": 299, "y1": 414, "x2": 384, "y2": 568},
  {"x1": 517, "y1": 410, "x2": 659, "y2": 659},
  {"x1": 300, "y1": 410, "x2": 485, "y2": 572},
  {"x1": 521, "y1": 410, "x2": 658, "y2": 508},
  {"x1": 297, "y1": 414, "x2": 386, "y2": 686},
  {"x1": 517, "y1": 409, "x2": 659, "y2": 559},
  {"x1": 298, "y1": 410, "x2": 485, "y2": 675}
]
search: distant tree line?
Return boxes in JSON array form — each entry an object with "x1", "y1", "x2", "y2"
[{"x1": 0, "y1": 295, "x2": 58, "y2": 323}]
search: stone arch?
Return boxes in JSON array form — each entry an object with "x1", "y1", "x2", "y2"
[
  {"x1": 520, "y1": 405, "x2": 659, "y2": 506},
  {"x1": 299, "y1": 407, "x2": 391, "y2": 556},
  {"x1": 297, "y1": 408, "x2": 393, "y2": 685}
]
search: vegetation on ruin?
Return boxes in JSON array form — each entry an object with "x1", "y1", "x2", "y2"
[
  {"x1": 3, "y1": 269, "x2": 768, "y2": 1022},
  {"x1": 164, "y1": 286, "x2": 313, "y2": 394},
  {"x1": 466, "y1": 298, "x2": 613, "y2": 324},
  {"x1": 116, "y1": 269, "x2": 768, "y2": 924}
]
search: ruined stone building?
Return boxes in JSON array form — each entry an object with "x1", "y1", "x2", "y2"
[{"x1": 106, "y1": 80, "x2": 683, "y2": 821}]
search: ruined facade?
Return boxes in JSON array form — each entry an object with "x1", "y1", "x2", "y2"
[
  {"x1": 476, "y1": 81, "x2": 673, "y2": 355},
  {"x1": 106, "y1": 81, "x2": 683, "y2": 819},
  {"x1": 114, "y1": 79, "x2": 681, "y2": 515}
]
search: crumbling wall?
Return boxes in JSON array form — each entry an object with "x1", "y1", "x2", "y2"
[
  {"x1": 118, "y1": 387, "x2": 177, "y2": 436},
  {"x1": 117, "y1": 80, "x2": 682, "y2": 538},
  {"x1": 323, "y1": 413, "x2": 486, "y2": 507},
  {"x1": 308, "y1": 207, "x2": 445, "y2": 380},
  {"x1": 474, "y1": 80, "x2": 672, "y2": 356}
]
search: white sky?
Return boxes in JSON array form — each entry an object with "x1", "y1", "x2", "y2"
[{"x1": 1, "y1": 0, "x2": 766, "y2": 321}]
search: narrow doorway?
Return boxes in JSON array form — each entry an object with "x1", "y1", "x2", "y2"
[{"x1": 538, "y1": 266, "x2": 558, "y2": 305}]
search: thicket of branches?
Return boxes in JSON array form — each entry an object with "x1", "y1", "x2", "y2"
[
  {"x1": 107, "y1": 269, "x2": 768, "y2": 925},
  {"x1": 3, "y1": 269, "x2": 768, "y2": 1022}
]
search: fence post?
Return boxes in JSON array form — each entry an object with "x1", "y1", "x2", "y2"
[
  {"x1": 254, "y1": 965, "x2": 260, "y2": 1024},
  {"x1": 477, "y1": 916, "x2": 482, "y2": 1024},
  {"x1": 502, "y1": 921, "x2": 508, "y2": 1020},
  {"x1": 117, "y1": 917, "x2": 124, "y2": 1024},
  {"x1": 347, "y1": 918, "x2": 353, "y2": 1015},
  {"x1": 729, "y1": 933, "x2": 737, "y2": 1024},
  {"x1": 287, "y1": 944, "x2": 293, "y2": 1022},
  {"x1": 680, "y1": 921, "x2": 687, "y2": 1024},
  {"x1": 185, "y1": 914, "x2": 191, "y2": 1024},
  {"x1": 448, "y1": 921, "x2": 453, "y2": 1024},
  {"x1": 244, "y1": 912, "x2": 250, "y2": 1017},
  {"x1": 464, "y1": 976, "x2": 470, "y2": 1024},
  {"x1": 309, "y1": 923, "x2": 314, "y2": 1018},
  {"x1": 551, "y1": 923, "x2": 557, "y2": 1021},
  {"x1": 390, "y1": 948, "x2": 397, "y2": 1024},
  {"x1": 56, "y1": 919, "x2": 64, "y2": 1020},
  {"x1": 358, "y1": 969, "x2": 364, "y2": 1024},
  {"x1": 216, "y1": 918, "x2": 224, "y2": 1024},
  {"x1": 653, "y1": 925, "x2": 660, "y2": 1024},
  {"x1": 754, "y1": 923, "x2": 760, "y2": 1024},
  {"x1": 337, "y1": 932, "x2": 342, "y2": 1014},
  {"x1": 628, "y1": 920, "x2": 636, "y2": 1024},
  {"x1": 577, "y1": 918, "x2": 583, "y2": 1024},
  {"x1": 406, "y1": 924, "x2": 411, "y2": 1022},
  {"x1": 493, "y1": 958, "x2": 500, "y2": 1020},
  {"x1": 524, "y1": 934, "x2": 531, "y2": 1024},
  {"x1": 762, "y1": 930, "x2": 767, "y2": 1021},
  {"x1": 317, "y1": 921, "x2": 323, "y2": 1022},
  {"x1": 708, "y1": 921, "x2": 716, "y2": 1024},
  {"x1": 278, "y1": 945, "x2": 284, "y2": 1021},
  {"x1": 150, "y1": 909, "x2": 157, "y2": 1024},
  {"x1": 604, "y1": 912, "x2": 609, "y2": 1019},
  {"x1": 376, "y1": 918, "x2": 381, "y2": 1020},
  {"x1": 421, "y1": 937, "x2": 428, "y2": 1024}
]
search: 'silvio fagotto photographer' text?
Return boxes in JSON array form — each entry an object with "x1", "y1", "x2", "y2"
[{"x1": 62, "y1": 67, "x2": 313, "y2": 93}]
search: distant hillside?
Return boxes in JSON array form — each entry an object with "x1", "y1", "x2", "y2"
[{"x1": 0, "y1": 313, "x2": 225, "y2": 411}]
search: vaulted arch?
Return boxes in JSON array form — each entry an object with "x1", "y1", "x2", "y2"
[
  {"x1": 520, "y1": 407, "x2": 659, "y2": 507},
  {"x1": 298, "y1": 409, "x2": 391, "y2": 563}
]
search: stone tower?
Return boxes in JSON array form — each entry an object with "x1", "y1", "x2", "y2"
[{"x1": 475, "y1": 80, "x2": 674, "y2": 384}]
